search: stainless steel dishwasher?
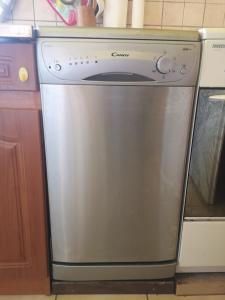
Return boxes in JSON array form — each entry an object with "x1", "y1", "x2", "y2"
[{"x1": 37, "y1": 27, "x2": 200, "y2": 281}]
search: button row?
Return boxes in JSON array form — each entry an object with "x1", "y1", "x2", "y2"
[
  {"x1": 51, "y1": 62, "x2": 188, "y2": 75},
  {"x1": 70, "y1": 61, "x2": 99, "y2": 65},
  {"x1": 51, "y1": 61, "x2": 99, "y2": 71}
]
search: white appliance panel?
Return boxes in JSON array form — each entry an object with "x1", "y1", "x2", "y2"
[{"x1": 177, "y1": 221, "x2": 225, "y2": 272}]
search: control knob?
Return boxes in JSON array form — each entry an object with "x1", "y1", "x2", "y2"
[
  {"x1": 55, "y1": 64, "x2": 62, "y2": 71},
  {"x1": 156, "y1": 56, "x2": 173, "y2": 74}
]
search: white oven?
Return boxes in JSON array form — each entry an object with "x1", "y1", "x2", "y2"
[{"x1": 178, "y1": 28, "x2": 225, "y2": 272}]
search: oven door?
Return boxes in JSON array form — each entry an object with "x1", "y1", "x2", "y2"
[{"x1": 185, "y1": 88, "x2": 225, "y2": 218}]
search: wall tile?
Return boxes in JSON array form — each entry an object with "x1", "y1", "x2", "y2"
[
  {"x1": 206, "y1": 0, "x2": 225, "y2": 4},
  {"x1": 144, "y1": 2, "x2": 163, "y2": 25},
  {"x1": 182, "y1": 26, "x2": 200, "y2": 30},
  {"x1": 162, "y1": 26, "x2": 183, "y2": 29},
  {"x1": 127, "y1": 1, "x2": 132, "y2": 25},
  {"x1": 35, "y1": 21, "x2": 57, "y2": 26},
  {"x1": 9, "y1": 0, "x2": 225, "y2": 30},
  {"x1": 162, "y1": 2, "x2": 184, "y2": 26},
  {"x1": 164, "y1": 0, "x2": 184, "y2": 3},
  {"x1": 13, "y1": 20, "x2": 34, "y2": 25},
  {"x1": 13, "y1": 0, "x2": 34, "y2": 20},
  {"x1": 185, "y1": 0, "x2": 205, "y2": 3},
  {"x1": 203, "y1": 4, "x2": 225, "y2": 27},
  {"x1": 183, "y1": 3, "x2": 204, "y2": 26},
  {"x1": 146, "y1": 0, "x2": 162, "y2": 3},
  {"x1": 144, "y1": 25, "x2": 162, "y2": 28},
  {"x1": 34, "y1": 0, "x2": 56, "y2": 21},
  {"x1": 57, "y1": 22, "x2": 67, "y2": 27}
]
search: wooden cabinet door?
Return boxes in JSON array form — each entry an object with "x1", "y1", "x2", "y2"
[{"x1": 0, "y1": 105, "x2": 50, "y2": 294}]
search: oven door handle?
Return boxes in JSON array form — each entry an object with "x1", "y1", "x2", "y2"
[{"x1": 209, "y1": 94, "x2": 225, "y2": 101}]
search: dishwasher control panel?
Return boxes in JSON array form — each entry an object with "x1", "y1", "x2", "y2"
[{"x1": 37, "y1": 39, "x2": 200, "y2": 86}]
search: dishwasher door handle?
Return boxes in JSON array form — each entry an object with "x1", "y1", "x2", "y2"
[{"x1": 83, "y1": 72, "x2": 155, "y2": 82}]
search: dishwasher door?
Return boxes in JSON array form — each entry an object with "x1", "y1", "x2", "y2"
[{"x1": 41, "y1": 85, "x2": 194, "y2": 264}]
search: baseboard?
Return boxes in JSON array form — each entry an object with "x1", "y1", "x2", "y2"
[
  {"x1": 52, "y1": 279, "x2": 175, "y2": 295},
  {"x1": 176, "y1": 273, "x2": 225, "y2": 296}
]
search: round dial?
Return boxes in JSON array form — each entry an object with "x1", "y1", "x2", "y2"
[
  {"x1": 156, "y1": 56, "x2": 174, "y2": 74},
  {"x1": 55, "y1": 64, "x2": 62, "y2": 71}
]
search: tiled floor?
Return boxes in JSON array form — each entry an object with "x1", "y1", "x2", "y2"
[{"x1": 1, "y1": 295, "x2": 225, "y2": 300}]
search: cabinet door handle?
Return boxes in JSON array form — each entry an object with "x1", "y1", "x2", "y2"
[{"x1": 209, "y1": 95, "x2": 225, "y2": 101}]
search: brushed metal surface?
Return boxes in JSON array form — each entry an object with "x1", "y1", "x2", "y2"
[
  {"x1": 53, "y1": 262, "x2": 176, "y2": 281},
  {"x1": 36, "y1": 26, "x2": 200, "y2": 41},
  {"x1": 41, "y1": 85, "x2": 194, "y2": 264}
]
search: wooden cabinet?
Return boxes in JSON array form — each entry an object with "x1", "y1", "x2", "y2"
[{"x1": 0, "y1": 42, "x2": 50, "y2": 295}]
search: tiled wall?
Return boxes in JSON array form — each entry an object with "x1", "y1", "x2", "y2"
[{"x1": 7, "y1": 0, "x2": 225, "y2": 29}]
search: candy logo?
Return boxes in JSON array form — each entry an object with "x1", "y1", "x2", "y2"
[{"x1": 112, "y1": 52, "x2": 129, "y2": 57}]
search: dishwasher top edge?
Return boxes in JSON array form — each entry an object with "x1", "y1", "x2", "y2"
[{"x1": 34, "y1": 26, "x2": 200, "y2": 42}]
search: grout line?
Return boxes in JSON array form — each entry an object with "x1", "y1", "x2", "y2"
[
  {"x1": 181, "y1": 1, "x2": 186, "y2": 26},
  {"x1": 202, "y1": 0, "x2": 207, "y2": 27},
  {"x1": 197, "y1": 2, "x2": 205, "y2": 28},
  {"x1": 222, "y1": 8, "x2": 225, "y2": 26},
  {"x1": 9, "y1": 20, "x2": 198, "y2": 29},
  {"x1": 33, "y1": 0, "x2": 36, "y2": 26},
  {"x1": 11, "y1": 0, "x2": 18, "y2": 22},
  {"x1": 31, "y1": 19, "x2": 57, "y2": 22},
  {"x1": 12, "y1": 19, "x2": 56, "y2": 22},
  {"x1": 32, "y1": 0, "x2": 35, "y2": 21},
  {"x1": 161, "y1": 0, "x2": 165, "y2": 28}
]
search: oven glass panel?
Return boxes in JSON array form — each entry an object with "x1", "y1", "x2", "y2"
[{"x1": 185, "y1": 88, "x2": 225, "y2": 218}]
